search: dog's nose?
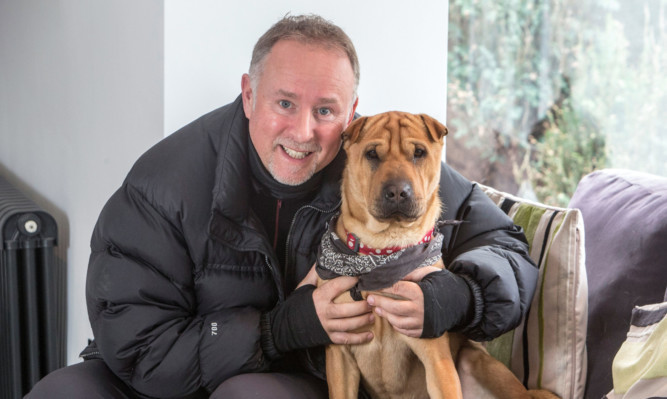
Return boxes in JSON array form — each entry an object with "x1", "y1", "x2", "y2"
[{"x1": 382, "y1": 180, "x2": 413, "y2": 202}]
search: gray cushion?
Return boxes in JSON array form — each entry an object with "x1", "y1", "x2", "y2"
[{"x1": 569, "y1": 169, "x2": 667, "y2": 399}]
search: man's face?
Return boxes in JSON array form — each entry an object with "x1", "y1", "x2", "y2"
[{"x1": 241, "y1": 39, "x2": 358, "y2": 186}]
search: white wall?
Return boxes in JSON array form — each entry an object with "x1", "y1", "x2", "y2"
[
  {"x1": 1, "y1": 0, "x2": 448, "y2": 367},
  {"x1": 165, "y1": 1, "x2": 449, "y2": 135},
  {"x1": 0, "y1": 1, "x2": 164, "y2": 365}
]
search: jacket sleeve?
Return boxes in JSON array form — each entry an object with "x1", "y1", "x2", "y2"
[
  {"x1": 439, "y1": 165, "x2": 539, "y2": 341},
  {"x1": 86, "y1": 182, "x2": 268, "y2": 397}
]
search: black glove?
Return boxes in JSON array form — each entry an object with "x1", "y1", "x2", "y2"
[
  {"x1": 417, "y1": 269, "x2": 479, "y2": 338},
  {"x1": 260, "y1": 284, "x2": 332, "y2": 359}
]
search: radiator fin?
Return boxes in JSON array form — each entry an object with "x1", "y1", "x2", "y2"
[{"x1": 0, "y1": 176, "x2": 65, "y2": 399}]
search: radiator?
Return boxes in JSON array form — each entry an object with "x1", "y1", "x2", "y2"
[{"x1": 0, "y1": 175, "x2": 65, "y2": 398}]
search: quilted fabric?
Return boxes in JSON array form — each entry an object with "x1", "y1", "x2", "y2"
[{"x1": 478, "y1": 183, "x2": 588, "y2": 399}]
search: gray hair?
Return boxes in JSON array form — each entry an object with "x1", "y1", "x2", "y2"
[{"x1": 249, "y1": 14, "x2": 360, "y2": 99}]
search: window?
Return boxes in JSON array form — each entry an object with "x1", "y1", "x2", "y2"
[{"x1": 447, "y1": 0, "x2": 666, "y2": 207}]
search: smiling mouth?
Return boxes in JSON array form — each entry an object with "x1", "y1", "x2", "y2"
[{"x1": 281, "y1": 145, "x2": 312, "y2": 160}]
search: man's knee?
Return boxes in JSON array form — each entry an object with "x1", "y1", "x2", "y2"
[
  {"x1": 210, "y1": 372, "x2": 328, "y2": 399},
  {"x1": 26, "y1": 359, "x2": 136, "y2": 399}
]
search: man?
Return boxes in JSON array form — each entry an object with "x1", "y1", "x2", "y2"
[{"x1": 28, "y1": 14, "x2": 538, "y2": 399}]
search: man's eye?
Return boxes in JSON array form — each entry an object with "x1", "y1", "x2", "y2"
[
  {"x1": 279, "y1": 100, "x2": 292, "y2": 109},
  {"x1": 318, "y1": 108, "x2": 331, "y2": 116}
]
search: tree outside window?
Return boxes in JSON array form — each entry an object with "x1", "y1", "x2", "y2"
[{"x1": 447, "y1": 0, "x2": 666, "y2": 207}]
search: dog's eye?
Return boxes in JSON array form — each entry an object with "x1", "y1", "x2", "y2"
[
  {"x1": 414, "y1": 148, "x2": 426, "y2": 158},
  {"x1": 365, "y1": 149, "x2": 379, "y2": 160}
]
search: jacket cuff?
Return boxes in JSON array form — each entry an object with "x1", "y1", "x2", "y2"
[
  {"x1": 260, "y1": 312, "x2": 282, "y2": 361},
  {"x1": 455, "y1": 274, "x2": 484, "y2": 337},
  {"x1": 418, "y1": 269, "x2": 475, "y2": 338},
  {"x1": 266, "y1": 284, "x2": 331, "y2": 354}
]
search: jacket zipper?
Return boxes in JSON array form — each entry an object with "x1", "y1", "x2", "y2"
[
  {"x1": 264, "y1": 254, "x2": 284, "y2": 301},
  {"x1": 273, "y1": 199, "x2": 282, "y2": 250},
  {"x1": 283, "y1": 201, "x2": 341, "y2": 380},
  {"x1": 262, "y1": 201, "x2": 341, "y2": 301},
  {"x1": 283, "y1": 201, "x2": 341, "y2": 274}
]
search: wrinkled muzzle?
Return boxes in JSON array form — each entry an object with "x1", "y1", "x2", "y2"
[{"x1": 372, "y1": 178, "x2": 422, "y2": 221}]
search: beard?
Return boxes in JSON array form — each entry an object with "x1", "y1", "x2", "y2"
[
  {"x1": 266, "y1": 138, "x2": 322, "y2": 186},
  {"x1": 266, "y1": 153, "x2": 319, "y2": 186}
]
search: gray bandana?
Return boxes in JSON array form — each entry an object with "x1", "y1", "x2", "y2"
[{"x1": 316, "y1": 216, "x2": 454, "y2": 296}]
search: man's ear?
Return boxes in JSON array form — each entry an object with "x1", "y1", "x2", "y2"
[
  {"x1": 418, "y1": 114, "x2": 448, "y2": 143},
  {"x1": 241, "y1": 74, "x2": 253, "y2": 119},
  {"x1": 347, "y1": 97, "x2": 359, "y2": 125},
  {"x1": 341, "y1": 116, "x2": 368, "y2": 148}
]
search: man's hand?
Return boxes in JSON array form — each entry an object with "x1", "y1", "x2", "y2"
[
  {"x1": 299, "y1": 266, "x2": 375, "y2": 345},
  {"x1": 366, "y1": 266, "x2": 441, "y2": 338}
]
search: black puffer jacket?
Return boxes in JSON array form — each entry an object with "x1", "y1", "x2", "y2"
[{"x1": 85, "y1": 95, "x2": 538, "y2": 397}]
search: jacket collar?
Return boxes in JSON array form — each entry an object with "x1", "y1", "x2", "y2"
[{"x1": 211, "y1": 96, "x2": 252, "y2": 224}]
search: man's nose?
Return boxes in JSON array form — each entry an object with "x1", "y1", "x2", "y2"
[{"x1": 292, "y1": 110, "x2": 315, "y2": 142}]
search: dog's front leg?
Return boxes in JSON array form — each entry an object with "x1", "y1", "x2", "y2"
[
  {"x1": 405, "y1": 335, "x2": 463, "y2": 399},
  {"x1": 326, "y1": 344, "x2": 361, "y2": 399}
]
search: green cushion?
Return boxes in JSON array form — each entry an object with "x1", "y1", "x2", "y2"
[{"x1": 479, "y1": 183, "x2": 588, "y2": 399}]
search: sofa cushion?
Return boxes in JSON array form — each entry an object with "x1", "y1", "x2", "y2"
[
  {"x1": 479, "y1": 184, "x2": 587, "y2": 399},
  {"x1": 569, "y1": 168, "x2": 667, "y2": 399},
  {"x1": 603, "y1": 301, "x2": 667, "y2": 399}
]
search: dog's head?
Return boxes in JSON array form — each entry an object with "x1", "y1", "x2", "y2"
[{"x1": 340, "y1": 112, "x2": 447, "y2": 236}]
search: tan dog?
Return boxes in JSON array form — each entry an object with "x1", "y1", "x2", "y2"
[{"x1": 317, "y1": 112, "x2": 559, "y2": 399}]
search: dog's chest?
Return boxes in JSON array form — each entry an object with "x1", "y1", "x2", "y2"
[{"x1": 349, "y1": 317, "x2": 430, "y2": 399}]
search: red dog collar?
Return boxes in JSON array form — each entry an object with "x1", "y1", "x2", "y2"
[{"x1": 345, "y1": 228, "x2": 435, "y2": 255}]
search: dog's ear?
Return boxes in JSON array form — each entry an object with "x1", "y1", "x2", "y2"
[
  {"x1": 418, "y1": 114, "x2": 448, "y2": 143},
  {"x1": 341, "y1": 116, "x2": 368, "y2": 147}
]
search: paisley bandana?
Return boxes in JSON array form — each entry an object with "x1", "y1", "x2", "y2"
[{"x1": 316, "y1": 216, "x2": 459, "y2": 297}]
